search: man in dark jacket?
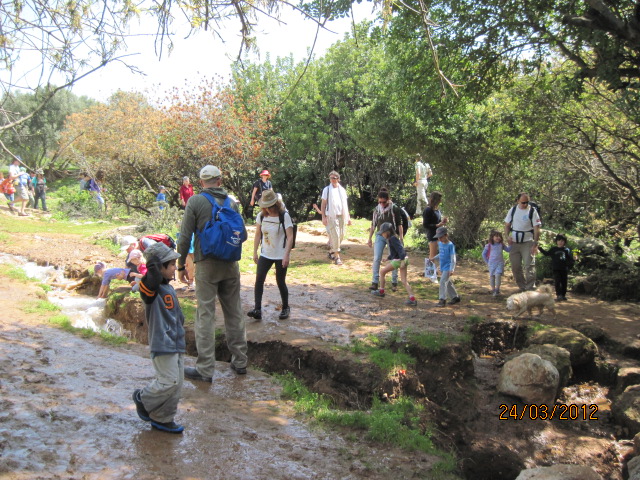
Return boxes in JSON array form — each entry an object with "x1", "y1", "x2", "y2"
[{"x1": 177, "y1": 165, "x2": 248, "y2": 380}]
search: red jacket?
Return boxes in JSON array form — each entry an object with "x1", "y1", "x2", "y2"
[{"x1": 179, "y1": 184, "x2": 194, "y2": 205}]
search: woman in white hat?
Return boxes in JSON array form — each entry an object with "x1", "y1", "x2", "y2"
[{"x1": 248, "y1": 189, "x2": 293, "y2": 321}]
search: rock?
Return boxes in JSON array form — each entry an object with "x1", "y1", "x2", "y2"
[
  {"x1": 629, "y1": 455, "x2": 640, "y2": 480},
  {"x1": 617, "y1": 367, "x2": 640, "y2": 394},
  {"x1": 612, "y1": 385, "x2": 640, "y2": 436},
  {"x1": 515, "y1": 464, "x2": 602, "y2": 479},
  {"x1": 512, "y1": 344, "x2": 572, "y2": 392},
  {"x1": 571, "y1": 322, "x2": 606, "y2": 342},
  {"x1": 623, "y1": 340, "x2": 640, "y2": 360},
  {"x1": 528, "y1": 327, "x2": 598, "y2": 367},
  {"x1": 635, "y1": 431, "x2": 640, "y2": 454},
  {"x1": 498, "y1": 353, "x2": 560, "y2": 404},
  {"x1": 461, "y1": 440, "x2": 524, "y2": 480}
]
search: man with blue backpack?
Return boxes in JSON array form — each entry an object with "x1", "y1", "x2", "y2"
[{"x1": 176, "y1": 165, "x2": 248, "y2": 380}]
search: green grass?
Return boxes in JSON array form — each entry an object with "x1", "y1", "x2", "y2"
[
  {"x1": 180, "y1": 298, "x2": 197, "y2": 326},
  {"x1": 22, "y1": 300, "x2": 61, "y2": 314},
  {"x1": 47, "y1": 313, "x2": 129, "y2": 344},
  {"x1": 406, "y1": 331, "x2": 470, "y2": 353},
  {"x1": 5, "y1": 266, "x2": 31, "y2": 282},
  {"x1": 277, "y1": 373, "x2": 458, "y2": 476},
  {"x1": 348, "y1": 336, "x2": 416, "y2": 372}
]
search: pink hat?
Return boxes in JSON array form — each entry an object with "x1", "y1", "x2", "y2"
[
  {"x1": 128, "y1": 249, "x2": 143, "y2": 260},
  {"x1": 259, "y1": 170, "x2": 270, "y2": 177}
]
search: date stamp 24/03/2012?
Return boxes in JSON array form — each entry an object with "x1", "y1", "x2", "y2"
[{"x1": 499, "y1": 404, "x2": 599, "y2": 421}]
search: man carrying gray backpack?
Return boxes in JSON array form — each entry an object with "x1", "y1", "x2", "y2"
[{"x1": 176, "y1": 165, "x2": 248, "y2": 380}]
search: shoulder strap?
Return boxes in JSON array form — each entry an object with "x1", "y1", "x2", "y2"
[
  {"x1": 279, "y1": 211, "x2": 288, "y2": 248},
  {"x1": 508, "y1": 205, "x2": 517, "y2": 223}
]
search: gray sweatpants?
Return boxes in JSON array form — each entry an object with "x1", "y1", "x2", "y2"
[
  {"x1": 141, "y1": 353, "x2": 184, "y2": 423},
  {"x1": 509, "y1": 241, "x2": 536, "y2": 291},
  {"x1": 195, "y1": 258, "x2": 248, "y2": 377},
  {"x1": 439, "y1": 270, "x2": 458, "y2": 300}
]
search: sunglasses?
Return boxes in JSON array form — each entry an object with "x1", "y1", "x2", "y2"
[
  {"x1": 520, "y1": 201, "x2": 529, "y2": 205},
  {"x1": 330, "y1": 177, "x2": 339, "y2": 180}
]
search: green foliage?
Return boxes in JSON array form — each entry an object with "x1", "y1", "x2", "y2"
[
  {"x1": 5, "y1": 267, "x2": 31, "y2": 283},
  {"x1": 49, "y1": 185, "x2": 104, "y2": 220},
  {"x1": 180, "y1": 298, "x2": 197, "y2": 326},
  {"x1": 348, "y1": 337, "x2": 416, "y2": 372}
]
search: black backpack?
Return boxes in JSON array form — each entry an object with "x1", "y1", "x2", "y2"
[
  {"x1": 258, "y1": 210, "x2": 297, "y2": 249},
  {"x1": 507, "y1": 201, "x2": 541, "y2": 241},
  {"x1": 394, "y1": 205, "x2": 411, "y2": 235}
]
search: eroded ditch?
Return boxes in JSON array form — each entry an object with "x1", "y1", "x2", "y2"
[{"x1": 106, "y1": 286, "x2": 634, "y2": 480}]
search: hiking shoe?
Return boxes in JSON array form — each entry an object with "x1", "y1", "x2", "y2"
[
  {"x1": 368, "y1": 283, "x2": 379, "y2": 291},
  {"x1": 247, "y1": 308, "x2": 262, "y2": 320},
  {"x1": 279, "y1": 306, "x2": 290, "y2": 320},
  {"x1": 391, "y1": 283, "x2": 398, "y2": 292},
  {"x1": 132, "y1": 389, "x2": 151, "y2": 422},
  {"x1": 491, "y1": 290, "x2": 498, "y2": 297},
  {"x1": 150, "y1": 420, "x2": 184, "y2": 434},
  {"x1": 371, "y1": 290, "x2": 385, "y2": 297},
  {"x1": 184, "y1": 367, "x2": 212, "y2": 383},
  {"x1": 405, "y1": 299, "x2": 418, "y2": 306},
  {"x1": 561, "y1": 295, "x2": 567, "y2": 301},
  {"x1": 436, "y1": 299, "x2": 446, "y2": 307},
  {"x1": 450, "y1": 296, "x2": 461, "y2": 305},
  {"x1": 335, "y1": 258, "x2": 343, "y2": 265},
  {"x1": 230, "y1": 363, "x2": 247, "y2": 375},
  {"x1": 556, "y1": 295, "x2": 562, "y2": 301}
]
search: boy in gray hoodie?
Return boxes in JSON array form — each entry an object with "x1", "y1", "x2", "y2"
[{"x1": 132, "y1": 242, "x2": 186, "y2": 433}]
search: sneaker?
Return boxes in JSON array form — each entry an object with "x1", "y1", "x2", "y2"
[
  {"x1": 230, "y1": 363, "x2": 247, "y2": 375},
  {"x1": 405, "y1": 299, "x2": 418, "y2": 306},
  {"x1": 492, "y1": 290, "x2": 498, "y2": 297},
  {"x1": 450, "y1": 296, "x2": 461, "y2": 305},
  {"x1": 132, "y1": 389, "x2": 151, "y2": 422},
  {"x1": 436, "y1": 299, "x2": 446, "y2": 307},
  {"x1": 247, "y1": 308, "x2": 262, "y2": 320},
  {"x1": 391, "y1": 283, "x2": 398, "y2": 292},
  {"x1": 371, "y1": 290, "x2": 385, "y2": 297},
  {"x1": 184, "y1": 366, "x2": 212, "y2": 383},
  {"x1": 279, "y1": 306, "x2": 290, "y2": 320},
  {"x1": 150, "y1": 420, "x2": 184, "y2": 434},
  {"x1": 495, "y1": 290, "x2": 501, "y2": 296},
  {"x1": 368, "y1": 283, "x2": 379, "y2": 291},
  {"x1": 561, "y1": 295, "x2": 568, "y2": 301},
  {"x1": 555, "y1": 295, "x2": 562, "y2": 301},
  {"x1": 335, "y1": 258, "x2": 343, "y2": 265}
]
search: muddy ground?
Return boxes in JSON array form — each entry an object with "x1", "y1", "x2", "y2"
[{"x1": 1, "y1": 210, "x2": 639, "y2": 479}]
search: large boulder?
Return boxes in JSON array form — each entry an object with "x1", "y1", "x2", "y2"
[
  {"x1": 528, "y1": 327, "x2": 598, "y2": 367},
  {"x1": 515, "y1": 464, "x2": 602, "y2": 479},
  {"x1": 629, "y1": 455, "x2": 640, "y2": 480},
  {"x1": 498, "y1": 353, "x2": 560, "y2": 404},
  {"x1": 612, "y1": 385, "x2": 640, "y2": 436},
  {"x1": 514, "y1": 344, "x2": 572, "y2": 393},
  {"x1": 617, "y1": 367, "x2": 640, "y2": 394}
]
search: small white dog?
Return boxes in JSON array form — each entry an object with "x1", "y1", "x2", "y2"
[{"x1": 506, "y1": 285, "x2": 556, "y2": 319}]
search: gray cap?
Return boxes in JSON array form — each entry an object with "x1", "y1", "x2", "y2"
[
  {"x1": 144, "y1": 242, "x2": 180, "y2": 263},
  {"x1": 200, "y1": 165, "x2": 222, "y2": 180},
  {"x1": 379, "y1": 222, "x2": 394, "y2": 235},
  {"x1": 434, "y1": 226, "x2": 448, "y2": 239},
  {"x1": 119, "y1": 235, "x2": 138, "y2": 250}
]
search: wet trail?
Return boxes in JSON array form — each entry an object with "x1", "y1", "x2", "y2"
[{"x1": 0, "y1": 281, "x2": 420, "y2": 480}]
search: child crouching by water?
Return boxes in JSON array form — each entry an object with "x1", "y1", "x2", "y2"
[
  {"x1": 94, "y1": 262, "x2": 142, "y2": 298},
  {"x1": 370, "y1": 222, "x2": 417, "y2": 306}
]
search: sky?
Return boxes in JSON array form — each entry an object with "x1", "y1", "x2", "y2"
[{"x1": 71, "y1": 3, "x2": 378, "y2": 102}]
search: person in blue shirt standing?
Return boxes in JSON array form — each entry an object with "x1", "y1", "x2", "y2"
[
  {"x1": 156, "y1": 185, "x2": 167, "y2": 210},
  {"x1": 433, "y1": 227, "x2": 460, "y2": 307}
]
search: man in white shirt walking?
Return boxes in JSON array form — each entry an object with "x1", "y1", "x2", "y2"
[
  {"x1": 321, "y1": 171, "x2": 351, "y2": 266},
  {"x1": 504, "y1": 193, "x2": 542, "y2": 291},
  {"x1": 413, "y1": 154, "x2": 432, "y2": 217}
]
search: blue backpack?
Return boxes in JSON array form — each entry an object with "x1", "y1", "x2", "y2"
[{"x1": 197, "y1": 193, "x2": 247, "y2": 261}]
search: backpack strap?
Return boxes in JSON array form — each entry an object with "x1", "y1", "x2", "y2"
[
  {"x1": 201, "y1": 192, "x2": 231, "y2": 215},
  {"x1": 279, "y1": 211, "x2": 287, "y2": 248}
]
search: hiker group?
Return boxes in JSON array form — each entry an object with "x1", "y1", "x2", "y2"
[{"x1": 84, "y1": 158, "x2": 572, "y2": 435}]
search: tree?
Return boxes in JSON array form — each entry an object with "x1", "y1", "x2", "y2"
[
  {"x1": 60, "y1": 91, "x2": 168, "y2": 213},
  {"x1": 0, "y1": 89, "x2": 95, "y2": 173}
]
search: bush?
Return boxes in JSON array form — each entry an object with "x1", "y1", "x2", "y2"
[
  {"x1": 131, "y1": 204, "x2": 184, "y2": 237},
  {"x1": 50, "y1": 185, "x2": 104, "y2": 220}
]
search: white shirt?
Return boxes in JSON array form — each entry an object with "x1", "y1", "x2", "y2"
[
  {"x1": 322, "y1": 184, "x2": 347, "y2": 217},
  {"x1": 504, "y1": 206, "x2": 541, "y2": 243},
  {"x1": 9, "y1": 164, "x2": 20, "y2": 179},
  {"x1": 257, "y1": 211, "x2": 293, "y2": 260}
]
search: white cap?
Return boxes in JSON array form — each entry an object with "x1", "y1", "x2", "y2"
[
  {"x1": 119, "y1": 235, "x2": 137, "y2": 250},
  {"x1": 200, "y1": 165, "x2": 222, "y2": 180}
]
